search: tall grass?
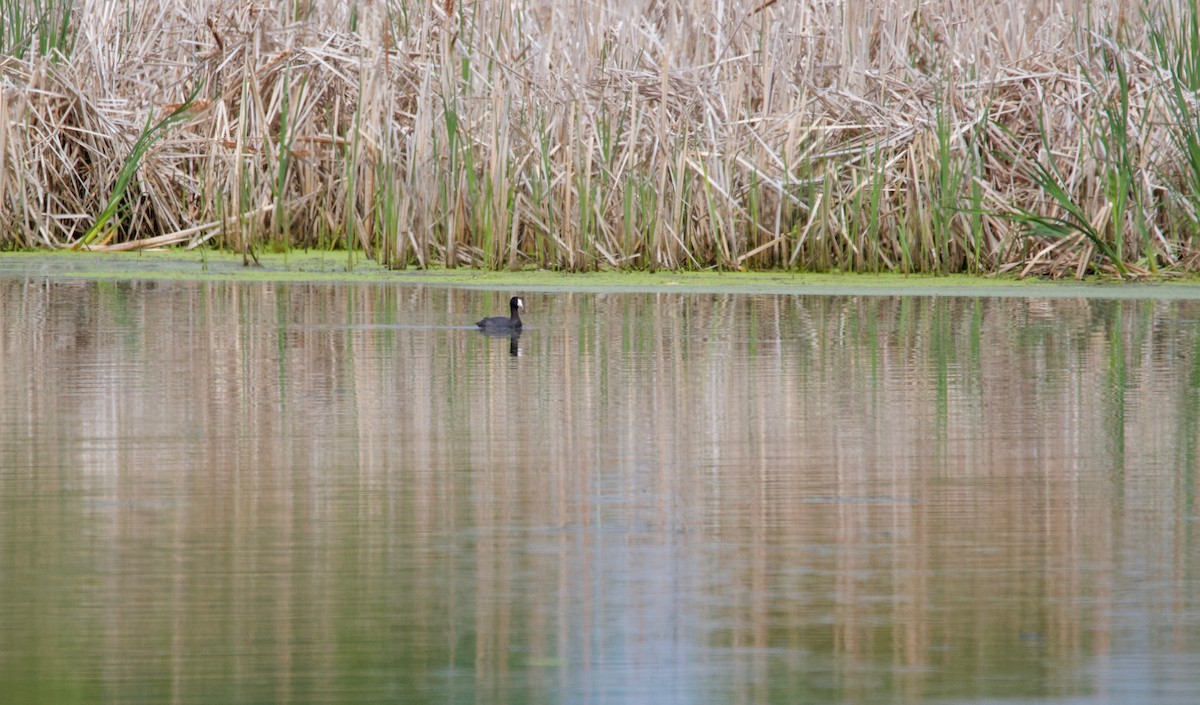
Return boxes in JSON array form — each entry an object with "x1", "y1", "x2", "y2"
[
  {"x1": 1148, "y1": 0, "x2": 1200, "y2": 267},
  {"x1": 1, "y1": 0, "x2": 74, "y2": 59},
  {"x1": 4, "y1": 0, "x2": 1200, "y2": 276},
  {"x1": 76, "y1": 76, "x2": 203, "y2": 248}
]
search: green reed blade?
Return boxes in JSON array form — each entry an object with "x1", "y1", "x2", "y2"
[{"x1": 79, "y1": 74, "x2": 203, "y2": 247}]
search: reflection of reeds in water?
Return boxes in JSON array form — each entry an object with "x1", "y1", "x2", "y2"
[
  {"x1": 1, "y1": 282, "x2": 1198, "y2": 699},
  {"x1": 8, "y1": 1, "x2": 1200, "y2": 276}
]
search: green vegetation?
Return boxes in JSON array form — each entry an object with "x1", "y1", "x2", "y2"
[
  {"x1": 1, "y1": 0, "x2": 74, "y2": 59},
  {"x1": 4, "y1": 0, "x2": 1200, "y2": 278},
  {"x1": 6, "y1": 250, "x2": 1200, "y2": 301}
]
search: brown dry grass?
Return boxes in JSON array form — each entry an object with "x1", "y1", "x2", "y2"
[{"x1": 2, "y1": 0, "x2": 1198, "y2": 276}]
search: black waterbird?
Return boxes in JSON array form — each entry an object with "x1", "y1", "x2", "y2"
[{"x1": 476, "y1": 296, "x2": 524, "y2": 331}]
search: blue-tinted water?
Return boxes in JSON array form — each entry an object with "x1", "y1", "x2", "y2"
[{"x1": 1, "y1": 273, "x2": 1198, "y2": 704}]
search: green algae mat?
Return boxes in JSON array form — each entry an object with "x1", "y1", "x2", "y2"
[{"x1": 3, "y1": 250, "x2": 1200, "y2": 299}]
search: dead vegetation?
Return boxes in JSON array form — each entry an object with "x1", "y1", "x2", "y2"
[{"x1": 2, "y1": 0, "x2": 1199, "y2": 277}]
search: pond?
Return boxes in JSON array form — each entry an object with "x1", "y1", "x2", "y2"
[{"x1": 1, "y1": 268, "x2": 1198, "y2": 704}]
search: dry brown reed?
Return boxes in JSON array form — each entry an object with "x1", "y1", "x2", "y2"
[{"x1": 2, "y1": 0, "x2": 1198, "y2": 276}]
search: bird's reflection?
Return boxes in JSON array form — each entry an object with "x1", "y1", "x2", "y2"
[{"x1": 478, "y1": 328, "x2": 522, "y2": 357}]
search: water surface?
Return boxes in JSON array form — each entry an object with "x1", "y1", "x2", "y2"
[{"x1": 1, "y1": 273, "x2": 1198, "y2": 704}]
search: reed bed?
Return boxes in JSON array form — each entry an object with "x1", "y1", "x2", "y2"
[{"x1": 2, "y1": 0, "x2": 1200, "y2": 276}]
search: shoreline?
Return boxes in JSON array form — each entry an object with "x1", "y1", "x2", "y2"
[{"x1": 4, "y1": 250, "x2": 1200, "y2": 300}]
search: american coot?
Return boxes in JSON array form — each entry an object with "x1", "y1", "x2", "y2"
[{"x1": 476, "y1": 296, "x2": 524, "y2": 331}]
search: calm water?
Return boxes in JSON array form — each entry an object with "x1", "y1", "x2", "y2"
[{"x1": 1, "y1": 272, "x2": 1199, "y2": 704}]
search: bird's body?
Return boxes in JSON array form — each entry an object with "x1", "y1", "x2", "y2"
[{"x1": 476, "y1": 296, "x2": 524, "y2": 331}]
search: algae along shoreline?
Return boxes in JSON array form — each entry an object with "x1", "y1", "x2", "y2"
[{"x1": 3, "y1": 251, "x2": 1200, "y2": 300}]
